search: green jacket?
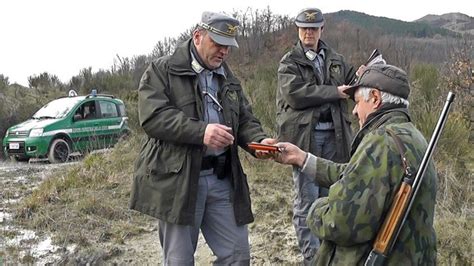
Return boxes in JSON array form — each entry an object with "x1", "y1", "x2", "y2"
[
  {"x1": 304, "y1": 109, "x2": 437, "y2": 265},
  {"x1": 276, "y1": 41, "x2": 355, "y2": 162},
  {"x1": 129, "y1": 39, "x2": 267, "y2": 226}
]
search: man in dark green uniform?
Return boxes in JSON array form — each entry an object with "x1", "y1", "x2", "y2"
[
  {"x1": 130, "y1": 11, "x2": 275, "y2": 265},
  {"x1": 276, "y1": 7, "x2": 357, "y2": 263},
  {"x1": 274, "y1": 64, "x2": 437, "y2": 265}
]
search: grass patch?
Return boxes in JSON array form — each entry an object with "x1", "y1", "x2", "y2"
[
  {"x1": 13, "y1": 134, "x2": 155, "y2": 253},
  {"x1": 435, "y1": 213, "x2": 473, "y2": 265},
  {"x1": 11, "y1": 130, "x2": 473, "y2": 264}
]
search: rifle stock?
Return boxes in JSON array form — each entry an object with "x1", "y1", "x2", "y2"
[
  {"x1": 365, "y1": 181, "x2": 412, "y2": 266},
  {"x1": 365, "y1": 92, "x2": 455, "y2": 266},
  {"x1": 373, "y1": 182, "x2": 412, "y2": 253}
]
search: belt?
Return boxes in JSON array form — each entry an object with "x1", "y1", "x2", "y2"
[
  {"x1": 201, "y1": 156, "x2": 217, "y2": 170},
  {"x1": 201, "y1": 155, "x2": 227, "y2": 179},
  {"x1": 201, "y1": 154, "x2": 227, "y2": 170}
]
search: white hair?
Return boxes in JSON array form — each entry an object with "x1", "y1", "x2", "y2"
[{"x1": 356, "y1": 87, "x2": 409, "y2": 107}]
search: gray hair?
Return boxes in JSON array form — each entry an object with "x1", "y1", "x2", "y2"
[{"x1": 356, "y1": 87, "x2": 409, "y2": 107}]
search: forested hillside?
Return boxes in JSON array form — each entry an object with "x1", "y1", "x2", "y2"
[
  {"x1": 1, "y1": 8, "x2": 472, "y2": 264},
  {"x1": 329, "y1": 10, "x2": 461, "y2": 38},
  {"x1": 416, "y1": 12, "x2": 474, "y2": 35}
]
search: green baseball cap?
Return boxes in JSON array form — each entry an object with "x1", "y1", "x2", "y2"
[
  {"x1": 295, "y1": 8, "x2": 325, "y2": 28},
  {"x1": 200, "y1": 11, "x2": 240, "y2": 48},
  {"x1": 344, "y1": 64, "x2": 410, "y2": 100}
]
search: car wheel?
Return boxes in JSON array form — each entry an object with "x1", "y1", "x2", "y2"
[{"x1": 48, "y1": 139, "x2": 70, "y2": 163}]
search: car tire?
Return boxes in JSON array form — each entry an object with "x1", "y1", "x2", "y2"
[{"x1": 48, "y1": 139, "x2": 70, "y2": 163}]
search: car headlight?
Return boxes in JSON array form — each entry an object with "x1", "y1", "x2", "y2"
[{"x1": 29, "y1": 128, "x2": 44, "y2": 137}]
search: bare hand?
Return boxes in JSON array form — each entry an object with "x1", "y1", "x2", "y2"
[
  {"x1": 337, "y1": 85, "x2": 350, "y2": 99},
  {"x1": 204, "y1": 124, "x2": 234, "y2": 150},
  {"x1": 255, "y1": 138, "x2": 278, "y2": 159},
  {"x1": 274, "y1": 142, "x2": 307, "y2": 167}
]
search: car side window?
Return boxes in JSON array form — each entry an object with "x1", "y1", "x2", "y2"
[
  {"x1": 74, "y1": 105, "x2": 84, "y2": 121},
  {"x1": 99, "y1": 101, "x2": 118, "y2": 118},
  {"x1": 81, "y1": 101, "x2": 97, "y2": 120}
]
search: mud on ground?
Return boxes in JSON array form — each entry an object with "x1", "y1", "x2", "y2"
[{"x1": 0, "y1": 148, "x2": 302, "y2": 264}]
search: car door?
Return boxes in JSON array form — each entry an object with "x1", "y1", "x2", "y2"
[
  {"x1": 97, "y1": 100, "x2": 122, "y2": 148},
  {"x1": 70, "y1": 100, "x2": 102, "y2": 152}
]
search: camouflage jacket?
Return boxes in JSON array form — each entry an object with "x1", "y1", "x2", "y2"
[
  {"x1": 276, "y1": 40, "x2": 355, "y2": 161},
  {"x1": 303, "y1": 109, "x2": 437, "y2": 265},
  {"x1": 129, "y1": 39, "x2": 267, "y2": 226}
]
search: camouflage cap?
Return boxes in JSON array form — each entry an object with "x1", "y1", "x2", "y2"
[
  {"x1": 200, "y1": 11, "x2": 240, "y2": 48},
  {"x1": 344, "y1": 64, "x2": 410, "y2": 100},
  {"x1": 295, "y1": 8, "x2": 324, "y2": 28}
]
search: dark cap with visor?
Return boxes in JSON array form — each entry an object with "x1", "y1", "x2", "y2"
[
  {"x1": 200, "y1": 11, "x2": 240, "y2": 48},
  {"x1": 344, "y1": 64, "x2": 410, "y2": 100},
  {"x1": 295, "y1": 8, "x2": 325, "y2": 28}
]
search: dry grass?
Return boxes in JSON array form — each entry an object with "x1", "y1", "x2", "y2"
[
  {"x1": 13, "y1": 135, "x2": 155, "y2": 257},
  {"x1": 11, "y1": 131, "x2": 473, "y2": 264}
]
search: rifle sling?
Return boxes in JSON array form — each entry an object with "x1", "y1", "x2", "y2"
[{"x1": 386, "y1": 128, "x2": 411, "y2": 176}]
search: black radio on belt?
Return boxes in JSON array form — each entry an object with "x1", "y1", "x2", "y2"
[{"x1": 201, "y1": 155, "x2": 227, "y2": 179}]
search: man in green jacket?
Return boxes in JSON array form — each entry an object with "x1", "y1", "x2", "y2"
[
  {"x1": 130, "y1": 11, "x2": 274, "y2": 265},
  {"x1": 276, "y1": 7, "x2": 357, "y2": 263},
  {"x1": 274, "y1": 64, "x2": 437, "y2": 265}
]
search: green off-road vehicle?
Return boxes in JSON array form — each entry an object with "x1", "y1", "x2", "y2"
[{"x1": 2, "y1": 90, "x2": 130, "y2": 163}]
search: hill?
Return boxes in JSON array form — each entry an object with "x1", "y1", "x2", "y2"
[
  {"x1": 327, "y1": 10, "x2": 461, "y2": 38},
  {"x1": 416, "y1": 12, "x2": 474, "y2": 35}
]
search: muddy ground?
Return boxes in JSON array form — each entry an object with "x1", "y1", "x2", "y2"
[
  {"x1": 0, "y1": 160, "x2": 70, "y2": 264},
  {"x1": 0, "y1": 159, "x2": 301, "y2": 264}
]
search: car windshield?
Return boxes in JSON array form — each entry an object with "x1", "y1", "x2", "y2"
[{"x1": 32, "y1": 97, "x2": 85, "y2": 119}]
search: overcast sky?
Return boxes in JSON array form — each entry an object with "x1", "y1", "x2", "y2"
[{"x1": 1, "y1": 0, "x2": 471, "y2": 86}]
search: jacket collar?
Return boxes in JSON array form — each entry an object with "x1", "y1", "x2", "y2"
[
  {"x1": 168, "y1": 38, "x2": 239, "y2": 84},
  {"x1": 168, "y1": 39, "x2": 198, "y2": 76},
  {"x1": 290, "y1": 40, "x2": 328, "y2": 65},
  {"x1": 350, "y1": 107, "x2": 411, "y2": 155}
]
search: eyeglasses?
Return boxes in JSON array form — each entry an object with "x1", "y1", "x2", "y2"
[{"x1": 202, "y1": 91, "x2": 223, "y2": 112}]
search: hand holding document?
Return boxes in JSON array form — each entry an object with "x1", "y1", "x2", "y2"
[{"x1": 351, "y1": 49, "x2": 387, "y2": 85}]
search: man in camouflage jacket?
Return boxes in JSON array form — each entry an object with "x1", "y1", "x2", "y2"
[{"x1": 274, "y1": 64, "x2": 437, "y2": 265}]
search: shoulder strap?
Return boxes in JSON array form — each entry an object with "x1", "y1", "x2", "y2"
[{"x1": 386, "y1": 128, "x2": 412, "y2": 177}]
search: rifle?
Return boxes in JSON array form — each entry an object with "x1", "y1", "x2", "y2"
[{"x1": 365, "y1": 92, "x2": 456, "y2": 266}]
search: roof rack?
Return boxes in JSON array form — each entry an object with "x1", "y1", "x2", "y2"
[{"x1": 86, "y1": 93, "x2": 116, "y2": 99}]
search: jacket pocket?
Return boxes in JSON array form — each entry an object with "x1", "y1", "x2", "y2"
[
  {"x1": 329, "y1": 60, "x2": 344, "y2": 84},
  {"x1": 224, "y1": 86, "x2": 241, "y2": 133},
  {"x1": 145, "y1": 141, "x2": 186, "y2": 178},
  {"x1": 277, "y1": 109, "x2": 311, "y2": 142}
]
